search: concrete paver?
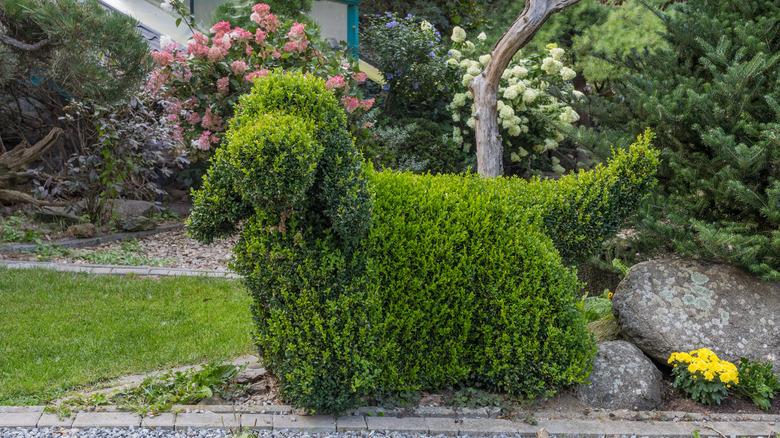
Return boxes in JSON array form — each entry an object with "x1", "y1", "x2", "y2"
[
  {"x1": 457, "y1": 418, "x2": 518, "y2": 436},
  {"x1": 240, "y1": 413, "x2": 273, "y2": 430},
  {"x1": 72, "y1": 412, "x2": 142, "y2": 428},
  {"x1": 366, "y1": 416, "x2": 428, "y2": 434},
  {"x1": 37, "y1": 413, "x2": 75, "y2": 428},
  {"x1": 175, "y1": 412, "x2": 240, "y2": 430},
  {"x1": 273, "y1": 414, "x2": 336, "y2": 432},
  {"x1": 423, "y1": 417, "x2": 459, "y2": 436},
  {"x1": 0, "y1": 412, "x2": 42, "y2": 427},
  {"x1": 141, "y1": 412, "x2": 176, "y2": 430},
  {"x1": 336, "y1": 415, "x2": 367, "y2": 431}
]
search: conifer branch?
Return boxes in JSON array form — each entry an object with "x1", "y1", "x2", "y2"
[{"x1": 0, "y1": 33, "x2": 50, "y2": 51}]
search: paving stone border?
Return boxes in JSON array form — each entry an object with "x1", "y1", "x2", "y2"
[
  {"x1": 0, "y1": 260, "x2": 239, "y2": 278},
  {"x1": 0, "y1": 406, "x2": 778, "y2": 437},
  {"x1": 0, "y1": 223, "x2": 185, "y2": 254}
]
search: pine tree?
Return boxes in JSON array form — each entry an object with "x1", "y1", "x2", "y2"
[{"x1": 580, "y1": 0, "x2": 780, "y2": 280}]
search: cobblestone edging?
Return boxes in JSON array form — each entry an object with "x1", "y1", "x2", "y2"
[
  {"x1": 0, "y1": 260, "x2": 239, "y2": 279},
  {"x1": 0, "y1": 223, "x2": 185, "y2": 254},
  {"x1": 0, "y1": 406, "x2": 778, "y2": 437}
]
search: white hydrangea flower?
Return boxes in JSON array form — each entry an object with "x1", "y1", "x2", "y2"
[
  {"x1": 541, "y1": 57, "x2": 563, "y2": 74},
  {"x1": 522, "y1": 125, "x2": 529, "y2": 133},
  {"x1": 502, "y1": 70, "x2": 511, "y2": 79},
  {"x1": 465, "y1": 41, "x2": 475, "y2": 50},
  {"x1": 160, "y1": 0, "x2": 174, "y2": 12},
  {"x1": 503, "y1": 85, "x2": 522, "y2": 100},
  {"x1": 512, "y1": 66, "x2": 528, "y2": 78},
  {"x1": 452, "y1": 112, "x2": 460, "y2": 122},
  {"x1": 453, "y1": 127, "x2": 461, "y2": 137},
  {"x1": 462, "y1": 74, "x2": 474, "y2": 87},
  {"x1": 449, "y1": 49, "x2": 462, "y2": 60},
  {"x1": 507, "y1": 125, "x2": 522, "y2": 136},
  {"x1": 522, "y1": 89, "x2": 539, "y2": 103},
  {"x1": 421, "y1": 20, "x2": 433, "y2": 31},
  {"x1": 459, "y1": 59, "x2": 471, "y2": 68},
  {"x1": 550, "y1": 47, "x2": 565, "y2": 61},
  {"x1": 496, "y1": 100, "x2": 506, "y2": 111},
  {"x1": 518, "y1": 147, "x2": 529, "y2": 157},
  {"x1": 478, "y1": 32, "x2": 487, "y2": 41},
  {"x1": 559, "y1": 107, "x2": 580, "y2": 124},
  {"x1": 499, "y1": 106, "x2": 515, "y2": 120},
  {"x1": 479, "y1": 54, "x2": 491, "y2": 66},
  {"x1": 554, "y1": 131, "x2": 565, "y2": 142},
  {"x1": 446, "y1": 58, "x2": 459, "y2": 68},
  {"x1": 572, "y1": 90, "x2": 585, "y2": 99},
  {"x1": 451, "y1": 26, "x2": 467, "y2": 43},
  {"x1": 544, "y1": 138, "x2": 558, "y2": 150},
  {"x1": 533, "y1": 144, "x2": 546, "y2": 153},
  {"x1": 452, "y1": 93, "x2": 468, "y2": 107},
  {"x1": 160, "y1": 35, "x2": 174, "y2": 48},
  {"x1": 467, "y1": 65, "x2": 482, "y2": 76},
  {"x1": 466, "y1": 117, "x2": 476, "y2": 128},
  {"x1": 560, "y1": 67, "x2": 576, "y2": 81},
  {"x1": 510, "y1": 152, "x2": 521, "y2": 162},
  {"x1": 462, "y1": 142, "x2": 471, "y2": 153}
]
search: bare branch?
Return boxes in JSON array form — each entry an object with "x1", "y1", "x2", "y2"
[{"x1": 0, "y1": 33, "x2": 50, "y2": 51}]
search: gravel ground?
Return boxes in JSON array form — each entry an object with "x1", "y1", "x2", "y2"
[
  {"x1": 0, "y1": 429, "x2": 466, "y2": 438},
  {"x1": 1, "y1": 229, "x2": 237, "y2": 272}
]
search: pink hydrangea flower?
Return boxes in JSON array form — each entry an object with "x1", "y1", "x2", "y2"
[
  {"x1": 359, "y1": 98, "x2": 375, "y2": 110},
  {"x1": 193, "y1": 33, "x2": 209, "y2": 45},
  {"x1": 325, "y1": 75, "x2": 347, "y2": 90},
  {"x1": 151, "y1": 50, "x2": 174, "y2": 67},
  {"x1": 216, "y1": 77, "x2": 229, "y2": 95},
  {"x1": 288, "y1": 22, "x2": 306, "y2": 39},
  {"x1": 167, "y1": 113, "x2": 178, "y2": 122},
  {"x1": 352, "y1": 72, "x2": 368, "y2": 83},
  {"x1": 284, "y1": 40, "x2": 308, "y2": 54},
  {"x1": 202, "y1": 108, "x2": 223, "y2": 130},
  {"x1": 244, "y1": 69, "x2": 270, "y2": 82},
  {"x1": 341, "y1": 96, "x2": 360, "y2": 113},
  {"x1": 230, "y1": 27, "x2": 253, "y2": 43},
  {"x1": 231, "y1": 60, "x2": 249, "y2": 75},
  {"x1": 197, "y1": 130, "x2": 213, "y2": 151},
  {"x1": 254, "y1": 29, "x2": 267, "y2": 45},
  {"x1": 207, "y1": 46, "x2": 224, "y2": 62},
  {"x1": 210, "y1": 21, "x2": 231, "y2": 36},
  {"x1": 187, "y1": 112, "x2": 201, "y2": 124}
]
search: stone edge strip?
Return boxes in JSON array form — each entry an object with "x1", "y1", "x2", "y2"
[
  {"x1": 0, "y1": 260, "x2": 239, "y2": 279},
  {"x1": 0, "y1": 223, "x2": 185, "y2": 254},
  {"x1": 0, "y1": 408, "x2": 778, "y2": 437}
]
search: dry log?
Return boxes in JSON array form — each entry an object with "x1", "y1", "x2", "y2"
[{"x1": 0, "y1": 127, "x2": 63, "y2": 172}]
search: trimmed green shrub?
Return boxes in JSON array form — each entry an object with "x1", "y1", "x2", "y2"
[{"x1": 188, "y1": 71, "x2": 659, "y2": 413}]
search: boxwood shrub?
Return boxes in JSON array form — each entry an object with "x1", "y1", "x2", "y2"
[{"x1": 187, "y1": 71, "x2": 660, "y2": 413}]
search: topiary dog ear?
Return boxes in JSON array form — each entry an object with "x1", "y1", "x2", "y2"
[{"x1": 186, "y1": 149, "x2": 253, "y2": 245}]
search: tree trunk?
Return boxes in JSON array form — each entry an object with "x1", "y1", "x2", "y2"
[
  {"x1": 0, "y1": 127, "x2": 67, "y2": 206},
  {"x1": 470, "y1": 0, "x2": 581, "y2": 177}
]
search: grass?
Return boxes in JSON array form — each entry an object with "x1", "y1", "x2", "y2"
[{"x1": 0, "y1": 267, "x2": 254, "y2": 405}]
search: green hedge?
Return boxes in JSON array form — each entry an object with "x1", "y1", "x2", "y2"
[{"x1": 188, "y1": 71, "x2": 659, "y2": 413}]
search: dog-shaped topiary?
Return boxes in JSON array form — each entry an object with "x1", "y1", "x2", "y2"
[{"x1": 188, "y1": 71, "x2": 660, "y2": 413}]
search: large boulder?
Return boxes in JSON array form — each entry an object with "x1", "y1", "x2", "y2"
[
  {"x1": 613, "y1": 259, "x2": 780, "y2": 369},
  {"x1": 576, "y1": 340, "x2": 663, "y2": 410}
]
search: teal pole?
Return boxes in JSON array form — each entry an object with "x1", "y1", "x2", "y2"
[{"x1": 347, "y1": 3, "x2": 358, "y2": 58}]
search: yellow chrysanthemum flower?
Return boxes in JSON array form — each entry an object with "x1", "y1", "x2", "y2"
[
  {"x1": 704, "y1": 371, "x2": 714, "y2": 381},
  {"x1": 688, "y1": 362, "x2": 699, "y2": 373}
]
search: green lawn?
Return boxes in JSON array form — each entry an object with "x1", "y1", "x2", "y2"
[{"x1": 0, "y1": 268, "x2": 254, "y2": 405}]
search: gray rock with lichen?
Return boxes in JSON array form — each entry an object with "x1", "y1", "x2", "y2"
[
  {"x1": 576, "y1": 340, "x2": 662, "y2": 410},
  {"x1": 613, "y1": 259, "x2": 780, "y2": 371}
]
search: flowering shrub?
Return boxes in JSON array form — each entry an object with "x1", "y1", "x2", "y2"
[
  {"x1": 149, "y1": 3, "x2": 373, "y2": 158},
  {"x1": 668, "y1": 348, "x2": 739, "y2": 405},
  {"x1": 360, "y1": 12, "x2": 457, "y2": 119},
  {"x1": 446, "y1": 27, "x2": 581, "y2": 175}
]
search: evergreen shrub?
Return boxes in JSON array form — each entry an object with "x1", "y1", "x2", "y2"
[{"x1": 188, "y1": 71, "x2": 659, "y2": 413}]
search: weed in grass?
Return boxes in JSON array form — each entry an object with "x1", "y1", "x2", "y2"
[
  {"x1": 47, "y1": 361, "x2": 246, "y2": 417},
  {"x1": 32, "y1": 244, "x2": 72, "y2": 261}
]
